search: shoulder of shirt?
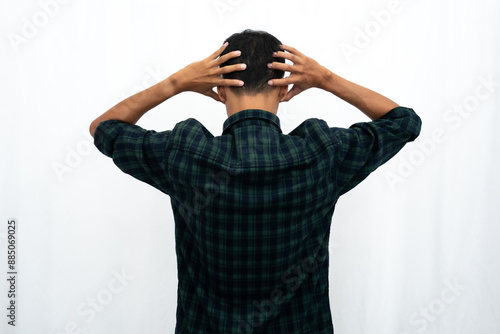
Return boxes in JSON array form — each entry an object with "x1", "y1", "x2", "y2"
[
  {"x1": 289, "y1": 117, "x2": 330, "y2": 135},
  {"x1": 168, "y1": 118, "x2": 215, "y2": 151},
  {"x1": 171, "y1": 118, "x2": 212, "y2": 136},
  {"x1": 285, "y1": 117, "x2": 343, "y2": 150}
]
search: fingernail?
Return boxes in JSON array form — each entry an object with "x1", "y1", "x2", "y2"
[
  {"x1": 268, "y1": 80, "x2": 273, "y2": 85},
  {"x1": 235, "y1": 51, "x2": 241, "y2": 56},
  {"x1": 223, "y1": 42, "x2": 228, "y2": 47},
  {"x1": 273, "y1": 52, "x2": 277, "y2": 56},
  {"x1": 267, "y1": 63, "x2": 272, "y2": 68},
  {"x1": 239, "y1": 81, "x2": 244, "y2": 86},
  {"x1": 241, "y1": 64, "x2": 246, "y2": 69}
]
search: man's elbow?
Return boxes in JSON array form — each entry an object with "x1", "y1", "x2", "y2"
[
  {"x1": 89, "y1": 120, "x2": 99, "y2": 138},
  {"x1": 404, "y1": 108, "x2": 422, "y2": 142}
]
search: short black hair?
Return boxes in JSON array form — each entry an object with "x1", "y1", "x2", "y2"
[{"x1": 220, "y1": 29, "x2": 285, "y2": 95}]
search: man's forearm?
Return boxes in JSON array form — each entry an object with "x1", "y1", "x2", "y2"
[
  {"x1": 322, "y1": 71, "x2": 399, "y2": 120},
  {"x1": 89, "y1": 76, "x2": 179, "y2": 137}
]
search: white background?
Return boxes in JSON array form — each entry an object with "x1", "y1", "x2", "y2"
[{"x1": 1, "y1": 0, "x2": 499, "y2": 333}]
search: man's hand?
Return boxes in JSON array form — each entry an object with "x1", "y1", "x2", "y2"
[
  {"x1": 172, "y1": 42, "x2": 246, "y2": 102},
  {"x1": 267, "y1": 44, "x2": 399, "y2": 119},
  {"x1": 89, "y1": 43, "x2": 247, "y2": 137},
  {"x1": 267, "y1": 45, "x2": 330, "y2": 102}
]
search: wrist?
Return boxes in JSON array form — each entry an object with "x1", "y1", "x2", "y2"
[
  {"x1": 320, "y1": 69, "x2": 337, "y2": 93},
  {"x1": 168, "y1": 71, "x2": 184, "y2": 96}
]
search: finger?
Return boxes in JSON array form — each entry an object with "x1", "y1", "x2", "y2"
[
  {"x1": 216, "y1": 78, "x2": 245, "y2": 87},
  {"x1": 284, "y1": 86, "x2": 301, "y2": 102},
  {"x1": 217, "y1": 63, "x2": 247, "y2": 75},
  {"x1": 267, "y1": 62, "x2": 294, "y2": 72},
  {"x1": 210, "y1": 42, "x2": 229, "y2": 60},
  {"x1": 268, "y1": 76, "x2": 297, "y2": 87},
  {"x1": 273, "y1": 50, "x2": 299, "y2": 64},
  {"x1": 279, "y1": 45, "x2": 304, "y2": 57},
  {"x1": 207, "y1": 89, "x2": 221, "y2": 102},
  {"x1": 216, "y1": 50, "x2": 242, "y2": 65}
]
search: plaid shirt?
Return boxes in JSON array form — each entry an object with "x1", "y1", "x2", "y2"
[{"x1": 94, "y1": 107, "x2": 421, "y2": 333}]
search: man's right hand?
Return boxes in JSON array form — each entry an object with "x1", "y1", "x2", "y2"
[
  {"x1": 267, "y1": 45, "x2": 331, "y2": 102},
  {"x1": 172, "y1": 42, "x2": 246, "y2": 102},
  {"x1": 268, "y1": 44, "x2": 399, "y2": 120}
]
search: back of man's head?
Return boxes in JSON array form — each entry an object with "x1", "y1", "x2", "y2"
[{"x1": 220, "y1": 29, "x2": 285, "y2": 95}]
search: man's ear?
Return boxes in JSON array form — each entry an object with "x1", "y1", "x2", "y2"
[
  {"x1": 278, "y1": 85, "x2": 289, "y2": 102},
  {"x1": 217, "y1": 86, "x2": 226, "y2": 104}
]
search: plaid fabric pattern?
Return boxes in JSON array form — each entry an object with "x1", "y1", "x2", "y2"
[{"x1": 94, "y1": 107, "x2": 421, "y2": 333}]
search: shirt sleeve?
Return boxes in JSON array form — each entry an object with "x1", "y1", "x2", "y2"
[
  {"x1": 331, "y1": 106, "x2": 422, "y2": 196},
  {"x1": 93, "y1": 120, "x2": 173, "y2": 194}
]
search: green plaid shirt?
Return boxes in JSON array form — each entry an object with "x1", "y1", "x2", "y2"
[{"x1": 94, "y1": 107, "x2": 421, "y2": 333}]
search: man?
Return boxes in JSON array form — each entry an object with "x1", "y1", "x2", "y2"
[{"x1": 90, "y1": 30, "x2": 421, "y2": 333}]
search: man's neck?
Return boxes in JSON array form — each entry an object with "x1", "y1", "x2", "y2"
[{"x1": 225, "y1": 93, "x2": 279, "y2": 117}]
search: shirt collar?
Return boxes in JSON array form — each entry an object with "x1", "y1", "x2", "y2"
[{"x1": 222, "y1": 109, "x2": 282, "y2": 135}]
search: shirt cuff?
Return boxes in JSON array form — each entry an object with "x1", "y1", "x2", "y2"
[
  {"x1": 93, "y1": 120, "x2": 128, "y2": 157},
  {"x1": 379, "y1": 106, "x2": 422, "y2": 141}
]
